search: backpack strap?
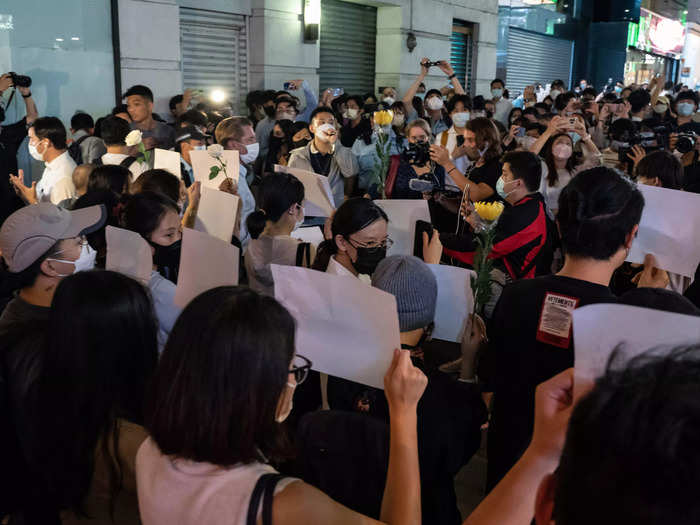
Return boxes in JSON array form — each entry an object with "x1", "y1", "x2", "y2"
[
  {"x1": 75, "y1": 135, "x2": 91, "y2": 146},
  {"x1": 295, "y1": 242, "x2": 311, "y2": 267},
  {"x1": 120, "y1": 156, "x2": 138, "y2": 168},
  {"x1": 246, "y1": 473, "x2": 286, "y2": 525}
]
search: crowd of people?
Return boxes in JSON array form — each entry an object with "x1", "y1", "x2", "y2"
[{"x1": 0, "y1": 57, "x2": 700, "y2": 525}]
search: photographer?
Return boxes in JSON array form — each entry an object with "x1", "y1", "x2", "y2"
[
  {"x1": 0, "y1": 72, "x2": 38, "y2": 223},
  {"x1": 392, "y1": 119, "x2": 447, "y2": 200}
]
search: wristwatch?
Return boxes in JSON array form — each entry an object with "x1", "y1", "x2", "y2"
[
  {"x1": 21, "y1": 91, "x2": 32, "y2": 98},
  {"x1": 448, "y1": 73, "x2": 456, "y2": 80}
]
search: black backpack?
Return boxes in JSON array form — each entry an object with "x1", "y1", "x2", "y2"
[{"x1": 67, "y1": 135, "x2": 90, "y2": 165}]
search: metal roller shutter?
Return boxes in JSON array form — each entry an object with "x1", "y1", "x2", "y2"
[
  {"x1": 506, "y1": 28, "x2": 573, "y2": 96},
  {"x1": 319, "y1": 0, "x2": 377, "y2": 95},
  {"x1": 451, "y1": 22, "x2": 475, "y2": 95},
  {"x1": 180, "y1": 7, "x2": 248, "y2": 114}
]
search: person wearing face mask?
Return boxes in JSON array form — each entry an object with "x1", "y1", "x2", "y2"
[
  {"x1": 263, "y1": 119, "x2": 296, "y2": 176},
  {"x1": 121, "y1": 191, "x2": 183, "y2": 349},
  {"x1": 434, "y1": 95, "x2": 472, "y2": 182},
  {"x1": 215, "y1": 117, "x2": 258, "y2": 246},
  {"x1": 671, "y1": 91, "x2": 700, "y2": 134},
  {"x1": 402, "y1": 58, "x2": 465, "y2": 131},
  {"x1": 9, "y1": 117, "x2": 77, "y2": 206},
  {"x1": 490, "y1": 78, "x2": 512, "y2": 126},
  {"x1": 0, "y1": 203, "x2": 105, "y2": 329},
  {"x1": 288, "y1": 107, "x2": 358, "y2": 207},
  {"x1": 174, "y1": 125, "x2": 209, "y2": 187},
  {"x1": 290, "y1": 121, "x2": 312, "y2": 150},
  {"x1": 256, "y1": 96, "x2": 300, "y2": 159},
  {"x1": 326, "y1": 255, "x2": 487, "y2": 525},
  {"x1": 340, "y1": 95, "x2": 366, "y2": 148},
  {"x1": 530, "y1": 115, "x2": 602, "y2": 216},
  {"x1": 244, "y1": 173, "x2": 314, "y2": 296},
  {"x1": 441, "y1": 151, "x2": 554, "y2": 283},
  {"x1": 649, "y1": 94, "x2": 672, "y2": 123},
  {"x1": 389, "y1": 101, "x2": 408, "y2": 138},
  {"x1": 380, "y1": 86, "x2": 398, "y2": 109},
  {"x1": 136, "y1": 285, "x2": 427, "y2": 525}
]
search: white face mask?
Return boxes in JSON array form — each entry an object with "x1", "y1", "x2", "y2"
[
  {"x1": 278, "y1": 111, "x2": 296, "y2": 121},
  {"x1": 276, "y1": 382, "x2": 296, "y2": 423},
  {"x1": 48, "y1": 242, "x2": 97, "y2": 276},
  {"x1": 315, "y1": 123, "x2": 337, "y2": 142},
  {"x1": 383, "y1": 96, "x2": 396, "y2": 106},
  {"x1": 392, "y1": 114, "x2": 405, "y2": 127},
  {"x1": 241, "y1": 142, "x2": 259, "y2": 164},
  {"x1": 426, "y1": 97, "x2": 444, "y2": 111},
  {"x1": 193, "y1": 144, "x2": 206, "y2": 151},
  {"x1": 550, "y1": 89, "x2": 562, "y2": 100},
  {"x1": 452, "y1": 112, "x2": 470, "y2": 128},
  {"x1": 29, "y1": 140, "x2": 46, "y2": 162},
  {"x1": 344, "y1": 108, "x2": 359, "y2": 120},
  {"x1": 653, "y1": 104, "x2": 668, "y2": 114}
]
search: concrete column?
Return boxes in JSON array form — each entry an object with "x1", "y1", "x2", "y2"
[
  {"x1": 118, "y1": 0, "x2": 183, "y2": 116},
  {"x1": 249, "y1": 0, "x2": 320, "y2": 100}
]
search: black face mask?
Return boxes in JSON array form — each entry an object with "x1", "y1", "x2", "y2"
[
  {"x1": 351, "y1": 245, "x2": 386, "y2": 276},
  {"x1": 269, "y1": 136, "x2": 285, "y2": 152},
  {"x1": 293, "y1": 138, "x2": 311, "y2": 149},
  {"x1": 149, "y1": 239, "x2": 182, "y2": 284},
  {"x1": 264, "y1": 105, "x2": 276, "y2": 118}
]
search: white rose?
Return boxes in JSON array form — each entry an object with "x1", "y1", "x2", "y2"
[
  {"x1": 125, "y1": 129, "x2": 143, "y2": 147},
  {"x1": 207, "y1": 144, "x2": 224, "y2": 159}
]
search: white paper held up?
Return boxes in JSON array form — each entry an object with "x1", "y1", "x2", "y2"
[
  {"x1": 626, "y1": 184, "x2": 700, "y2": 277},
  {"x1": 272, "y1": 265, "x2": 401, "y2": 389},
  {"x1": 292, "y1": 226, "x2": 325, "y2": 247},
  {"x1": 105, "y1": 226, "x2": 153, "y2": 284},
  {"x1": 174, "y1": 228, "x2": 240, "y2": 308},
  {"x1": 573, "y1": 303, "x2": 700, "y2": 399},
  {"x1": 274, "y1": 164, "x2": 335, "y2": 217},
  {"x1": 191, "y1": 149, "x2": 239, "y2": 189},
  {"x1": 428, "y1": 264, "x2": 475, "y2": 343},
  {"x1": 193, "y1": 186, "x2": 240, "y2": 243},
  {"x1": 153, "y1": 149, "x2": 182, "y2": 179},
  {"x1": 374, "y1": 200, "x2": 431, "y2": 256}
]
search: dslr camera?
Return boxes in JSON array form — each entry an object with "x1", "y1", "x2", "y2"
[
  {"x1": 612, "y1": 122, "x2": 670, "y2": 164},
  {"x1": 402, "y1": 141, "x2": 431, "y2": 167},
  {"x1": 8, "y1": 72, "x2": 31, "y2": 88},
  {"x1": 676, "y1": 132, "x2": 697, "y2": 154}
]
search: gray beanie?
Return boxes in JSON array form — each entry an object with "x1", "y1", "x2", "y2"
[{"x1": 372, "y1": 255, "x2": 438, "y2": 332}]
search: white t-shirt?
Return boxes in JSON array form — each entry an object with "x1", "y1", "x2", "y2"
[
  {"x1": 148, "y1": 270, "x2": 181, "y2": 351},
  {"x1": 434, "y1": 126, "x2": 471, "y2": 188},
  {"x1": 493, "y1": 97, "x2": 513, "y2": 126},
  {"x1": 136, "y1": 437, "x2": 299, "y2": 525},
  {"x1": 36, "y1": 151, "x2": 77, "y2": 205},
  {"x1": 101, "y1": 153, "x2": 148, "y2": 182},
  {"x1": 326, "y1": 255, "x2": 371, "y2": 284}
]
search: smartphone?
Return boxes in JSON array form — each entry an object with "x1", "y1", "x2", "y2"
[
  {"x1": 516, "y1": 127, "x2": 526, "y2": 137},
  {"x1": 456, "y1": 135, "x2": 465, "y2": 147},
  {"x1": 331, "y1": 87, "x2": 344, "y2": 97},
  {"x1": 414, "y1": 220, "x2": 434, "y2": 259},
  {"x1": 568, "y1": 118, "x2": 577, "y2": 126},
  {"x1": 283, "y1": 82, "x2": 292, "y2": 90}
]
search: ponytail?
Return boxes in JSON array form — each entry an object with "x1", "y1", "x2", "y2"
[
  {"x1": 311, "y1": 239, "x2": 338, "y2": 271},
  {"x1": 247, "y1": 173, "x2": 305, "y2": 241}
]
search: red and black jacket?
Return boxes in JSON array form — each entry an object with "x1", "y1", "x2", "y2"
[{"x1": 441, "y1": 193, "x2": 554, "y2": 280}]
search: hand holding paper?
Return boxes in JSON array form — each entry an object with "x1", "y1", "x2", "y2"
[
  {"x1": 154, "y1": 148, "x2": 182, "y2": 179},
  {"x1": 105, "y1": 226, "x2": 152, "y2": 284},
  {"x1": 428, "y1": 264, "x2": 474, "y2": 343},
  {"x1": 374, "y1": 200, "x2": 431, "y2": 256},
  {"x1": 272, "y1": 264, "x2": 401, "y2": 389},
  {"x1": 275, "y1": 164, "x2": 335, "y2": 217},
  {"x1": 191, "y1": 149, "x2": 239, "y2": 189},
  {"x1": 193, "y1": 186, "x2": 240, "y2": 243}
]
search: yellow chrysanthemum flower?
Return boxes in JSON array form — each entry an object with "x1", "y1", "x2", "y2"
[
  {"x1": 474, "y1": 201, "x2": 505, "y2": 222},
  {"x1": 373, "y1": 110, "x2": 394, "y2": 126}
]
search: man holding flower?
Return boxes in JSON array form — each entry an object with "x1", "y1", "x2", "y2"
[{"x1": 441, "y1": 151, "x2": 554, "y2": 282}]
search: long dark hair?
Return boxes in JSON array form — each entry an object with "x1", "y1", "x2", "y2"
[
  {"x1": 542, "y1": 132, "x2": 581, "y2": 187},
  {"x1": 246, "y1": 173, "x2": 305, "y2": 239},
  {"x1": 29, "y1": 270, "x2": 158, "y2": 515},
  {"x1": 146, "y1": 286, "x2": 296, "y2": 466},
  {"x1": 312, "y1": 198, "x2": 388, "y2": 271},
  {"x1": 132, "y1": 169, "x2": 181, "y2": 204},
  {"x1": 264, "y1": 119, "x2": 296, "y2": 174},
  {"x1": 87, "y1": 165, "x2": 130, "y2": 196}
]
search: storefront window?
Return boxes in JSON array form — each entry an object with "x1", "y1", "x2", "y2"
[{"x1": 0, "y1": 0, "x2": 115, "y2": 126}]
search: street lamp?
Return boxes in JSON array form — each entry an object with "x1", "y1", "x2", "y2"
[{"x1": 304, "y1": 0, "x2": 320, "y2": 42}]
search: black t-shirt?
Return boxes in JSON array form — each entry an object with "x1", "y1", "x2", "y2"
[
  {"x1": 0, "y1": 118, "x2": 28, "y2": 224},
  {"x1": 468, "y1": 156, "x2": 502, "y2": 203},
  {"x1": 310, "y1": 151, "x2": 333, "y2": 177},
  {"x1": 340, "y1": 122, "x2": 365, "y2": 148},
  {"x1": 479, "y1": 274, "x2": 616, "y2": 489}
]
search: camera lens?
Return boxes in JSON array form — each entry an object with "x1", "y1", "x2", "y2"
[{"x1": 676, "y1": 136, "x2": 695, "y2": 154}]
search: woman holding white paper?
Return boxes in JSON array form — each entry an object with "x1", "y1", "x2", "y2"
[
  {"x1": 121, "y1": 192, "x2": 183, "y2": 349},
  {"x1": 136, "y1": 286, "x2": 427, "y2": 525},
  {"x1": 245, "y1": 173, "x2": 316, "y2": 295}
]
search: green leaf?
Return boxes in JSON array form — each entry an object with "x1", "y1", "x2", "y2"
[{"x1": 209, "y1": 166, "x2": 221, "y2": 180}]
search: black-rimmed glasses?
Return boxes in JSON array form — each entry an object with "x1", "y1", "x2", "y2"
[{"x1": 290, "y1": 354, "x2": 312, "y2": 385}]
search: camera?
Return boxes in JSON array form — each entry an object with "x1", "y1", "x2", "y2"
[
  {"x1": 409, "y1": 173, "x2": 462, "y2": 198},
  {"x1": 8, "y1": 72, "x2": 31, "y2": 88},
  {"x1": 423, "y1": 60, "x2": 444, "y2": 68},
  {"x1": 402, "y1": 141, "x2": 431, "y2": 167},
  {"x1": 676, "y1": 133, "x2": 697, "y2": 154}
]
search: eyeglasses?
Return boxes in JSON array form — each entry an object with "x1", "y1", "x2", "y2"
[
  {"x1": 290, "y1": 354, "x2": 312, "y2": 385},
  {"x1": 348, "y1": 236, "x2": 394, "y2": 250}
]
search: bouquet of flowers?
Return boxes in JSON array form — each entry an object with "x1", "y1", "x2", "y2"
[
  {"x1": 125, "y1": 130, "x2": 150, "y2": 164},
  {"x1": 368, "y1": 110, "x2": 393, "y2": 198},
  {"x1": 470, "y1": 201, "x2": 505, "y2": 317}
]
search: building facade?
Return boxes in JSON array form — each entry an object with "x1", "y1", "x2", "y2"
[{"x1": 0, "y1": 0, "x2": 500, "y2": 126}]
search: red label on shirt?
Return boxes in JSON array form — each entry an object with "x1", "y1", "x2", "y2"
[{"x1": 536, "y1": 292, "x2": 580, "y2": 349}]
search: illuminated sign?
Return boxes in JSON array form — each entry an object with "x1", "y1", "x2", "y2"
[{"x1": 635, "y1": 8, "x2": 686, "y2": 58}]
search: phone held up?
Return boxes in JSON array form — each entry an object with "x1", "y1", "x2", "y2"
[{"x1": 414, "y1": 220, "x2": 434, "y2": 260}]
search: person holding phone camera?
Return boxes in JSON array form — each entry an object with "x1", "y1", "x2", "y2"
[{"x1": 0, "y1": 72, "x2": 38, "y2": 223}]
